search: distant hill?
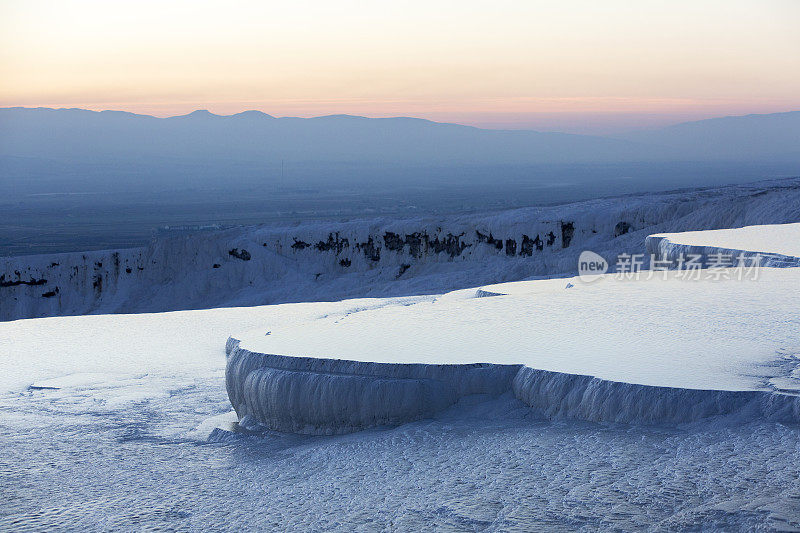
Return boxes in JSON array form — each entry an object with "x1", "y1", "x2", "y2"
[
  {"x1": 617, "y1": 111, "x2": 800, "y2": 161},
  {"x1": 0, "y1": 107, "x2": 641, "y2": 166}
]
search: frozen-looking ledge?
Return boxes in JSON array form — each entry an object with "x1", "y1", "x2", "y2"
[
  {"x1": 226, "y1": 265, "x2": 800, "y2": 434},
  {"x1": 226, "y1": 338, "x2": 800, "y2": 434},
  {"x1": 225, "y1": 338, "x2": 518, "y2": 434},
  {"x1": 647, "y1": 222, "x2": 800, "y2": 267}
]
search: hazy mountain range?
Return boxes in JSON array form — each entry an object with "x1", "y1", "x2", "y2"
[
  {"x1": 0, "y1": 107, "x2": 798, "y2": 197},
  {"x1": 0, "y1": 107, "x2": 640, "y2": 166},
  {"x1": 3, "y1": 107, "x2": 799, "y2": 163}
]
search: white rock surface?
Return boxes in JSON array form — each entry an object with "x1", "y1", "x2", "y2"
[
  {"x1": 229, "y1": 267, "x2": 800, "y2": 432},
  {"x1": 652, "y1": 222, "x2": 800, "y2": 257},
  {"x1": 3, "y1": 178, "x2": 800, "y2": 321},
  {"x1": 235, "y1": 270, "x2": 800, "y2": 390},
  {"x1": 647, "y1": 222, "x2": 800, "y2": 268}
]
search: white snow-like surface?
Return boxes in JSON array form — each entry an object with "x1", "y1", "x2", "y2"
[
  {"x1": 235, "y1": 269, "x2": 800, "y2": 391},
  {"x1": 0, "y1": 297, "x2": 429, "y2": 397},
  {"x1": 3, "y1": 265, "x2": 798, "y2": 435},
  {"x1": 4, "y1": 177, "x2": 800, "y2": 322},
  {"x1": 225, "y1": 265, "x2": 800, "y2": 433},
  {"x1": 651, "y1": 222, "x2": 800, "y2": 259},
  {"x1": 3, "y1": 226, "x2": 800, "y2": 528}
]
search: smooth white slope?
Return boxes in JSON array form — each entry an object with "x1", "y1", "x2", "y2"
[
  {"x1": 0, "y1": 296, "x2": 429, "y2": 396},
  {"x1": 236, "y1": 269, "x2": 800, "y2": 391}
]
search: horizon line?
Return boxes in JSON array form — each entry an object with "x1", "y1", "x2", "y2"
[{"x1": 3, "y1": 105, "x2": 799, "y2": 137}]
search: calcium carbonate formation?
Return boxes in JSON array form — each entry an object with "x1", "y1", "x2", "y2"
[
  {"x1": 224, "y1": 220, "x2": 800, "y2": 435},
  {"x1": 3, "y1": 178, "x2": 800, "y2": 321},
  {"x1": 225, "y1": 339, "x2": 800, "y2": 435}
]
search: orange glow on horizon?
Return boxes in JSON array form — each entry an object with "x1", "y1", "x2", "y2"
[{"x1": 1, "y1": 0, "x2": 799, "y2": 134}]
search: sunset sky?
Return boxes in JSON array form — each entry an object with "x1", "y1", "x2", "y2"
[{"x1": 1, "y1": 0, "x2": 799, "y2": 134}]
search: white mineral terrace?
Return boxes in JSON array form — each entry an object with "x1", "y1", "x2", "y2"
[
  {"x1": 235, "y1": 270, "x2": 800, "y2": 391},
  {"x1": 653, "y1": 222, "x2": 800, "y2": 258},
  {"x1": 229, "y1": 258, "x2": 800, "y2": 433},
  {"x1": 648, "y1": 222, "x2": 800, "y2": 265}
]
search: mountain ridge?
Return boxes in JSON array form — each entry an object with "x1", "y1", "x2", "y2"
[{"x1": 4, "y1": 105, "x2": 798, "y2": 134}]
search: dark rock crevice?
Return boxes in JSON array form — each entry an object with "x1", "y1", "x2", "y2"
[
  {"x1": 428, "y1": 233, "x2": 469, "y2": 258},
  {"x1": 0, "y1": 275, "x2": 47, "y2": 288},
  {"x1": 383, "y1": 232, "x2": 405, "y2": 252},
  {"x1": 405, "y1": 233, "x2": 425, "y2": 258},
  {"x1": 505, "y1": 239, "x2": 517, "y2": 256},
  {"x1": 520, "y1": 234, "x2": 543, "y2": 256},
  {"x1": 561, "y1": 222, "x2": 575, "y2": 248},
  {"x1": 291, "y1": 239, "x2": 311, "y2": 250},
  {"x1": 356, "y1": 237, "x2": 381, "y2": 262},
  {"x1": 476, "y1": 230, "x2": 503, "y2": 251},
  {"x1": 228, "y1": 248, "x2": 252, "y2": 261},
  {"x1": 614, "y1": 221, "x2": 632, "y2": 237},
  {"x1": 315, "y1": 233, "x2": 349, "y2": 254},
  {"x1": 384, "y1": 231, "x2": 468, "y2": 259},
  {"x1": 92, "y1": 275, "x2": 103, "y2": 294},
  {"x1": 41, "y1": 287, "x2": 59, "y2": 298}
]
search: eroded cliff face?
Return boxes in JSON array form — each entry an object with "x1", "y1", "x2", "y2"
[{"x1": 2, "y1": 179, "x2": 800, "y2": 321}]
